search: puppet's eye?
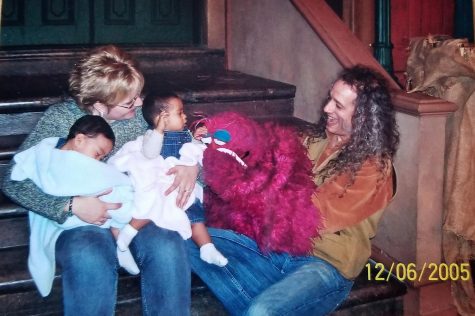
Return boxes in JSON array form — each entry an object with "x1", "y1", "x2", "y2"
[
  {"x1": 214, "y1": 139, "x2": 226, "y2": 146},
  {"x1": 213, "y1": 129, "x2": 231, "y2": 142}
]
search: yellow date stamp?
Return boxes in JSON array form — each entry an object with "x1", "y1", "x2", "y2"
[{"x1": 366, "y1": 262, "x2": 472, "y2": 282}]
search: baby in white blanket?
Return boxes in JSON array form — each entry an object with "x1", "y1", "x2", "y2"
[{"x1": 11, "y1": 115, "x2": 140, "y2": 296}]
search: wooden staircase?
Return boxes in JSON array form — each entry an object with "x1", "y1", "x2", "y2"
[{"x1": 0, "y1": 46, "x2": 406, "y2": 315}]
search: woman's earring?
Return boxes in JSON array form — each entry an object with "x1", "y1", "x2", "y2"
[{"x1": 93, "y1": 106, "x2": 104, "y2": 117}]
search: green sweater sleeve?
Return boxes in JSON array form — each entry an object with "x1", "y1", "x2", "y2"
[{"x1": 3, "y1": 165, "x2": 71, "y2": 223}]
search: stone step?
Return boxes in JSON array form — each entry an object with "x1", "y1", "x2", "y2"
[
  {"x1": 0, "y1": 46, "x2": 226, "y2": 76},
  {"x1": 0, "y1": 71, "x2": 296, "y2": 162},
  {"x1": 0, "y1": 71, "x2": 295, "y2": 109},
  {"x1": 0, "y1": 247, "x2": 227, "y2": 315},
  {"x1": 0, "y1": 217, "x2": 28, "y2": 249}
]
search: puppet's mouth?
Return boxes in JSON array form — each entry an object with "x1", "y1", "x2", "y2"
[{"x1": 216, "y1": 148, "x2": 248, "y2": 168}]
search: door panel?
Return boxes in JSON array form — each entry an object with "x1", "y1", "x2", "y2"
[
  {"x1": 1, "y1": 0, "x2": 90, "y2": 46},
  {"x1": 94, "y1": 0, "x2": 195, "y2": 44},
  {"x1": 1, "y1": 0, "x2": 200, "y2": 47}
]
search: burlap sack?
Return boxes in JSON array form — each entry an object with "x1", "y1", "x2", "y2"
[
  {"x1": 406, "y1": 35, "x2": 451, "y2": 91},
  {"x1": 407, "y1": 36, "x2": 475, "y2": 316}
]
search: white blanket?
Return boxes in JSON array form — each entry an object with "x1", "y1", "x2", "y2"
[
  {"x1": 11, "y1": 137, "x2": 134, "y2": 297},
  {"x1": 108, "y1": 135, "x2": 205, "y2": 240}
]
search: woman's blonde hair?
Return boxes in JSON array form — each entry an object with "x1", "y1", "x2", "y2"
[{"x1": 69, "y1": 45, "x2": 144, "y2": 111}]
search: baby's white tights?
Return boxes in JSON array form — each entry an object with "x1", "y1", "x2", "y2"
[{"x1": 117, "y1": 224, "x2": 138, "y2": 251}]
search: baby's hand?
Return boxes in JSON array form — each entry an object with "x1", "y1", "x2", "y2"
[
  {"x1": 155, "y1": 111, "x2": 169, "y2": 134},
  {"x1": 194, "y1": 126, "x2": 208, "y2": 140}
]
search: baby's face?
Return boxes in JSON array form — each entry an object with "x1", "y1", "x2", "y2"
[
  {"x1": 164, "y1": 98, "x2": 187, "y2": 131},
  {"x1": 73, "y1": 134, "x2": 113, "y2": 160}
]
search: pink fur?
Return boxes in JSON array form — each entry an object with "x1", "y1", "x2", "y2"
[{"x1": 202, "y1": 112, "x2": 322, "y2": 255}]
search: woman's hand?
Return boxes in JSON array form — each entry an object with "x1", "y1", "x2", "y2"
[
  {"x1": 70, "y1": 189, "x2": 121, "y2": 225},
  {"x1": 165, "y1": 165, "x2": 199, "y2": 208}
]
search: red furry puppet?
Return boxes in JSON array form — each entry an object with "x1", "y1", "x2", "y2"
[{"x1": 198, "y1": 111, "x2": 322, "y2": 255}]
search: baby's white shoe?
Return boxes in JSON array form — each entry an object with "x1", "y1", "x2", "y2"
[
  {"x1": 200, "y1": 243, "x2": 228, "y2": 267},
  {"x1": 116, "y1": 246, "x2": 140, "y2": 275}
]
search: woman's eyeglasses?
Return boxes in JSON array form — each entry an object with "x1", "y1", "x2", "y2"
[{"x1": 115, "y1": 95, "x2": 140, "y2": 109}]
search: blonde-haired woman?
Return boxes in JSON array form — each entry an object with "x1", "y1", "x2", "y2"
[{"x1": 3, "y1": 45, "x2": 195, "y2": 315}]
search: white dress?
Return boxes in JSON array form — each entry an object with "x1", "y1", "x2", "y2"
[{"x1": 108, "y1": 131, "x2": 205, "y2": 240}]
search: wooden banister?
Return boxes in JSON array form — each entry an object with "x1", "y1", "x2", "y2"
[
  {"x1": 391, "y1": 90, "x2": 457, "y2": 116},
  {"x1": 290, "y1": 0, "x2": 400, "y2": 90},
  {"x1": 290, "y1": 0, "x2": 458, "y2": 117}
]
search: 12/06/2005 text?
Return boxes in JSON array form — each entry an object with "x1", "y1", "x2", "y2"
[{"x1": 366, "y1": 262, "x2": 471, "y2": 282}]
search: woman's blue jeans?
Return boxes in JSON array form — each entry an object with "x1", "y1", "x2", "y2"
[
  {"x1": 188, "y1": 228, "x2": 353, "y2": 316},
  {"x1": 56, "y1": 223, "x2": 191, "y2": 316}
]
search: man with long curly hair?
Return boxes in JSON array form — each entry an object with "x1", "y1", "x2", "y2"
[
  {"x1": 189, "y1": 65, "x2": 399, "y2": 316},
  {"x1": 306, "y1": 65, "x2": 399, "y2": 287}
]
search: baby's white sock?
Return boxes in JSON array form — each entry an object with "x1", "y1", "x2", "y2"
[
  {"x1": 200, "y1": 243, "x2": 228, "y2": 267},
  {"x1": 117, "y1": 224, "x2": 138, "y2": 251},
  {"x1": 116, "y1": 247, "x2": 140, "y2": 275}
]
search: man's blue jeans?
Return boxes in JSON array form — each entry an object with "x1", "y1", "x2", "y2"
[
  {"x1": 188, "y1": 228, "x2": 353, "y2": 316},
  {"x1": 56, "y1": 223, "x2": 191, "y2": 316}
]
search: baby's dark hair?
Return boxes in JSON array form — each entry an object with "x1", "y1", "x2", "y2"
[
  {"x1": 142, "y1": 92, "x2": 181, "y2": 128},
  {"x1": 66, "y1": 115, "x2": 115, "y2": 146}
]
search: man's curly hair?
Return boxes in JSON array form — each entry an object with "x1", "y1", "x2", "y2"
[{"x1": 310, "y1": 65, "x2": 399, "y2": 186}]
